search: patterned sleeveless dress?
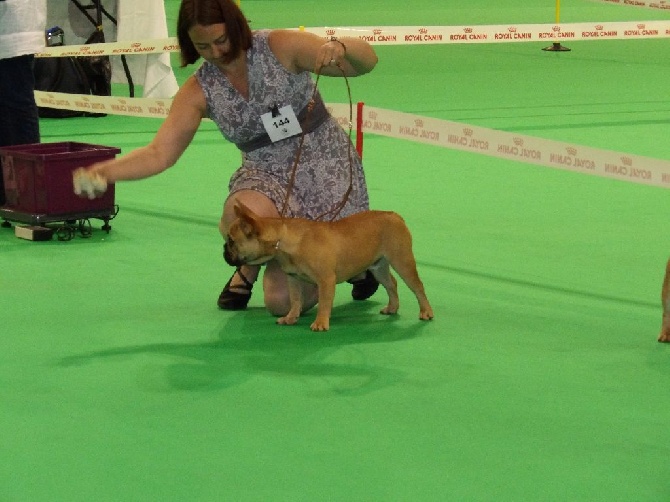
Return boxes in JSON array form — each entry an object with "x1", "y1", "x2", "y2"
[{"x1": 195, "y1": 30, "x2": 369, "y2": 220}]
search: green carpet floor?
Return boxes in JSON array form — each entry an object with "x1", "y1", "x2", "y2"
[{"x1": 2, "y1": 0, "x2": 670, "y2": 500}]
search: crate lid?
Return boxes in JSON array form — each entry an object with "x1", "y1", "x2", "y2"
[{"x1": 0, "y1": 142, "x2": 121, "y2": 160}]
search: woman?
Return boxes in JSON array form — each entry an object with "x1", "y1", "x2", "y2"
[{"x1": 74, "y1": 0, "x2": 379, "y2": 315}]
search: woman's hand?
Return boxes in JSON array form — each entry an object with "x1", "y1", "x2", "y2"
[
  {"x1": 270, "y1": 30, "x2": 378, "y2": 77},
  {"x1": 316, "y1": 37, "x2": 348, "y2": 72},
  {"x1": 73, "y1": 166, "x2": 108, "y2": 199}
]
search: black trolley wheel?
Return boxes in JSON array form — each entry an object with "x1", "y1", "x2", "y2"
[{"x1": 56, "y1": 224, "x2": 76, "y2": 241}]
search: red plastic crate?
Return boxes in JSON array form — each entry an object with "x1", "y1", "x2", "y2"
[{"x1": 0, "y1": 141, "x2": 119, "y2": 216}]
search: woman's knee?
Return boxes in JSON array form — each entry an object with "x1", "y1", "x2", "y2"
[
  {"x1": 264, "y1": 287, "x2": 292, "y2": 317},
  {"x1": 221, "y1": 190, "x2": 280, "y2": 235},
  {"x1": 262, "y1": 264, "x2": 318, "y2": 316},
  {"x1": 264, "y1": 288, "x2": 318, "y2": 317}
]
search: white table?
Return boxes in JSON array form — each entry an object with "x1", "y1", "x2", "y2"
[{"x1": 46, "y1": 0, "x2": 179, "y2": 98}]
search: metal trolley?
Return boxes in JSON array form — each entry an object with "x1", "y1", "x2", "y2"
[{"x1": 0, "y1": 142, "x2": 120, "y2": 241}]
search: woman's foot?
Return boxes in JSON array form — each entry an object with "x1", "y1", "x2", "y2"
[
  {"x1": 217, "y1": 267, "x2": 256, "y2": 310},
  {"x1": 349, "y1": 270, "x2": 379, "y2": 301}
]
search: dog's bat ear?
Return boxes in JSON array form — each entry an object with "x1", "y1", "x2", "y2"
[
  {"x1": 233, "y1": 201, "x2": 260, "y2": 237},
  {"x1": 234, "y1": 201, "x2": 256, "y2": 220},
  {"x1": 233, "y1": 203, "x2": 245, "y2": 218},
  {"x1": 234, "y1": 202, "x2": 255, "y2": 222},
  {"x1": 239, "y1": 218, "x2": 257, "y2": 238}
]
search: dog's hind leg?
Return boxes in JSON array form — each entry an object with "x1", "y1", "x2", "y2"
[
  {"x1": 386, "y1": 252, "x2": 434, "y2": 321},
  {"x1": 659, "y1": 258, "x2": 670, "y2": 342},
  {"x1": 369, "y1": 259, "x2": 400, "y2": 315}
]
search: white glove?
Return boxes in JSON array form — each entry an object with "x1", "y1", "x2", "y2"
[{"x1": 73, "y1": 168, "x2": 108, "y2": 199}]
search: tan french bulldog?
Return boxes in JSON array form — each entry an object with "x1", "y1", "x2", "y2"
[
  {"x1": 223, "y1": 202, "x2": 434, "y2": 331},
  {"x1": 660, "y1": 258, "x2": 670, "y2": 342}
]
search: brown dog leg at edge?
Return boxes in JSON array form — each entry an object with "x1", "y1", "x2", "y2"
[{"x1": 660, "y1": 258, "x2": 670, "y2": 342}]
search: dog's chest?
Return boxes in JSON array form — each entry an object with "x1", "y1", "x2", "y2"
[{"x1": 276, "y1": 252, "x2": 317, "y2": 284}]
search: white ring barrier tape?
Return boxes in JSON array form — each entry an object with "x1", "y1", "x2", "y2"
[
  {"x1": 34, "y1": 20, "x2": 670, "y2": 59},
  {"x1": 307, "y1": 21, "x2": 670, "y2": 44},
  {"x1": 356, "y1": 105, "x2": 670, "y2": 189},
  {"x1": 34, "y1": 91, "x2": 172, "y2": 118},
  {"x1": 591, "y1": 0, "x2": 670, "y2": 10},
  {"x1": 36, "y1": 39, "x2": 181, "y2": 58},
  {"x1": 35, "y1": 90, "x2": 670, "y2": 189}
]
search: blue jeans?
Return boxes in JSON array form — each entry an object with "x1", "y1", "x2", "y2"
[{"x1": 0, "y1": 54, "x2": 40, "y2": 205}]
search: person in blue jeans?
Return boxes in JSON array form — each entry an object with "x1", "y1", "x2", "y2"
[{"x1": 0, "y1": 0, "x2": 47, "y2": 205}]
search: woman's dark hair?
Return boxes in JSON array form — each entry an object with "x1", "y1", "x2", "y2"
[{"x1": 177, "y1": 0, "x2": 253, "y2": 67}]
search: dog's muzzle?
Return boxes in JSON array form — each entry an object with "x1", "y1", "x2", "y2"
[{"x1": 223, "y1": 237, "x2": 242, "y2": 266}]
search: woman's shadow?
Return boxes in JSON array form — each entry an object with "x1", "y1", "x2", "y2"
[{"x1": 58, "y1": 301, "x2": 432, "y2": 396}]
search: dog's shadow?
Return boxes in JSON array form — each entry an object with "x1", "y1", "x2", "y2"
[{"x1": 58, "y1": 301, "x2": 430, "y2": 396}]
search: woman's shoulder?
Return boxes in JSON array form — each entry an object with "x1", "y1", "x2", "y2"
[
  {"x1": 175, "y1": 76, "x2": 206, "y2": 107},
  {"x1": 256, "y1": 29, "x2": 305, "y2": 52},
  {"x1": 253, "y1": 29, "x2": 271, "y2": 39},
  {"x1": 250, "y1": 29, "x2": 272, "y2": 54},
  {"x1": 251, "y1": 29, "x2": 290, "y2": 68}
]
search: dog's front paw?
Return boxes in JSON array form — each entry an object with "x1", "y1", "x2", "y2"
[
  {"x1": 277, "y1": 315, "x2": 299, "y2": 326},
  {"x1": 310, "y1": 318, "x2": 330, "y2": 331},
  {"x1": 380, "y1": 305, "x2": 398, "y2": 315}
]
